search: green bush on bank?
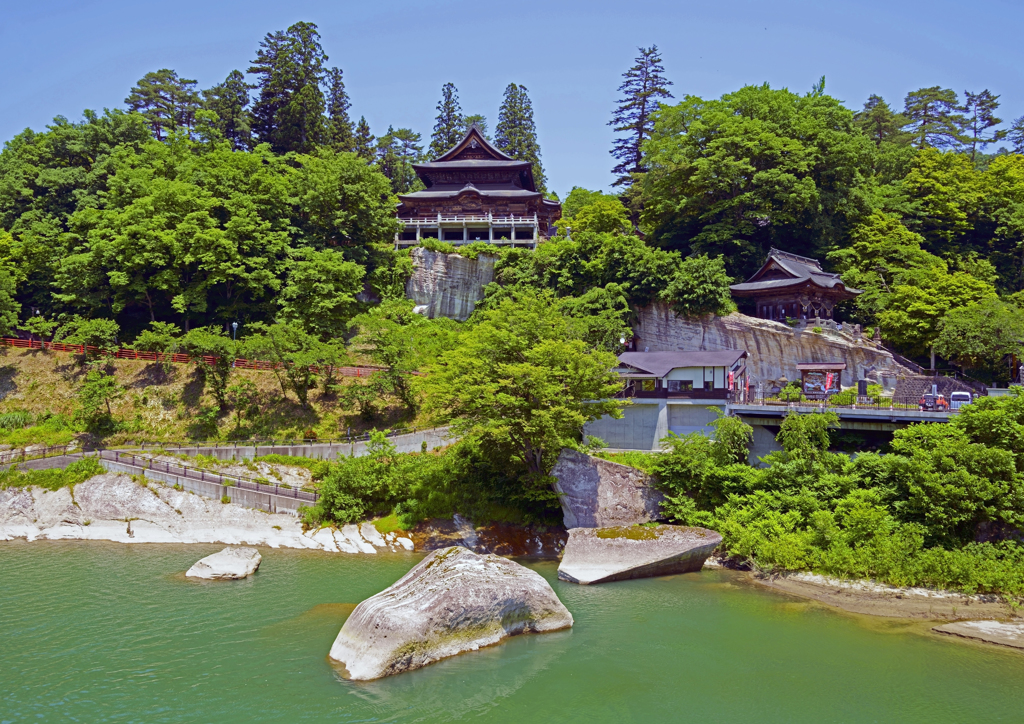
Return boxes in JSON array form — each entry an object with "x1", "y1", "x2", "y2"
[
  {"x1": 649, "y1": 401, "x2": 1024, "y2": 597},
  {"x1": 0, "y1": 457, "x2": 105, "y2": 491}
]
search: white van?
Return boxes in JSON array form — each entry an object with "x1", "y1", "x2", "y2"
[{"x1": 949, "y1": 391, "x2": 973, "y2": 410}]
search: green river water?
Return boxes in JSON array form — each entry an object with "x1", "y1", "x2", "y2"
[{"x1": 1, "y1": 540, "x2": 1022, "y2": 723}]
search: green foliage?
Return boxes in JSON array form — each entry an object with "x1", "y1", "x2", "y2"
[
  {"x1": 241, "y1": 323, "x2": 338, "y2": 407},
  {"x1": 641, "y1": 83, "x2": 874, "y2": 277},
  {"x1": 56, "y1": 317, "x2": 120, "y2": 353},
  {"x1": 179, "y1": 327, "x2": 235, "y2": 409},
  {"x1": 495, "y1": 83, "x2": 546, "y2": 193},
  {"x1": 649, "y1": 407, "x2": 1024, "y2": 596},
  {"x1": 418, "y1": 238, "x2": 457, "y2": 255},
  {"x1": 278, "y1": 247, "x2": 364, "y2": 341},
  {"x1": 0, "y1": 409, "x2": 32, "y2": 430},
  {"x1": 0, "y1": 456, "x2": 104, "y2": 491},
  {"x1": 609, "y1": 45, "x2": 673, "y2": 187},
  {"x1": 935, "y1": 298, "x2": 1024, "y2": 372},
  {"x1": 660, "y1": 254, "x2": 733, "y2": 318},
  {"x1": 593, "y1": 450, "x2": 660, "y2": 472},
  {"x1": 421, "y1": 289, "x2": 624, "y2": 478},
  {"x1": 76, "y1": 364, "x2": 124, "y2": 432},
  {"x1": 429, "y1": 83, "x2": 464, "y2": 158}
]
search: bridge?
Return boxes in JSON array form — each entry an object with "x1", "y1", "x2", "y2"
[{"x1": 729, "y1": 402, "x2": 955, "y2": 432}]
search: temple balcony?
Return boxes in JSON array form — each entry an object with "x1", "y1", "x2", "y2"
[{"x1": 394, "y1": 213, "x2": 541, "y2": 248}]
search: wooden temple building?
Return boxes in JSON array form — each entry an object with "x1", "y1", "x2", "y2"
[
  {"x1": 729, "y1": 248, "x2": 861, "y2": 322},
  {"x1": 394, "y1": 125, "x2": 561, "y2": 248}
]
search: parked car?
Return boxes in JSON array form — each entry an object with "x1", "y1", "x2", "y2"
[
  {"x1": 949, "y1": 391, "x2": 973, "y2": 410},
  {"x1": 919, "y1": 394, "x2": 949, "y2": 411}
]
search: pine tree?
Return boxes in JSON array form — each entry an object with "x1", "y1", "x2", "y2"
[
  {"x1": 429, "y1": 82, "x2": 464, "y2": 158},
  {"x1": 495, "y1": 83, "x2": 546, "y2": 193},
  {"x1": 902, "y1": 87, "x2": 968, "y2": 150},
  {"x1": 462, "y1": 114, "x2": 489, "y2": 138},
  {"x1": 376, "y1": 126, "x2": 422, "y2": 193},
  {"x1": 125, "y1": 69, "x2": 200, "y2": 140},
  {"x1": 854, "y1": 94, "x2": 907, "y2": 146},
  {"x1": 248, "y1": 21, "x2": 328, "y2": 153},
  {"x1": 1009, "y1": 116, "x2": 1024, "y2": 154},
  {"x1": 963, "y1": 89, "x2": 1006, "y2": 163},
  {"x1": 201, "y1": 69, "x2": 252, "y2": 149},
  {"x1": 324, "y1": 67, "x2": 354, "y2": 152},
  {"x1": 353, "y1": 116, "x2": 375, "y2": 161},
  {"x1": 608, "y1": 46, "x2": 673, "y2": 187}
]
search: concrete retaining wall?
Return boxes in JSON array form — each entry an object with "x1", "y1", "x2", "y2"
[{"x1": 98, "y1": 460, "x2": 306, "y2": 514}]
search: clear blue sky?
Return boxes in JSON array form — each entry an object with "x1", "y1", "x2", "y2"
[{"x1": 3, "y1": 0, "x2": 1022, "y2": 195}]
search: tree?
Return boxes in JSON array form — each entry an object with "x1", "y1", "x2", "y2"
[
  {"x1": 241, "y1": 322, "x2": 331, "y2": 406},
  {"x1": 428, "y1": 82, "x2": 464, "y2": 158},
  {"x1": 494, "y1": 83, "x2": 546, "y2": 193},
  {"x1": 76, "y1": 364, "x2": 124, "y2": 432},
  {"x1": 877, "y1": 266, "x2": 997, "y2": 357},
  {"x1": 660, "y1": 254, "x2": 733, "y2": 318},
  {"x1": 935, "y1": 298, "x2": 1024, "y2": 373},
  {"x1": 563, "y1": 194, "x2": 629, "y2": 235},
  {"x1": 1009, "y1": 116, "x2": 1024, "y2": 154},
  {"x1": 248, "y1": 22, "x2": 328, "y2": 153},
  {"x1": 346, "y1": 300, "x2": 421, "y2": 413},
  {"x1": 353, "y1": 116, "x2": 375, "y2": 161},
  {"x1": 0, "y1": 267, "x2": 20, "y2": 336},
  {"x1": 962, "y1": 90, "x2": 1006, "y2": 164},
  {"x1": 179, "y1": 326, "x2": 236, "y2": 409},
  {"x1": 641, "y1": 84, "x2": 874, "y2": 277},
  {"x1": 201, "y1": 70, "x2": 252, "y2": 149},
  {"x1": 125, "y1": 69, "x2": 200, "y2": 140},
  {"x1": 902, "y1": 87, "x2": 968, "y2": 150},
  {"x1": 854, "y1": 94, "x2": 907, "y2": 146},
  {"x1": 608, "y1": 45, "x2": 673, "y2": 187},
  {"x1": 278, "y1": 247, "x2": 365, "y2": 340},
  {"x1": 421, "y1": 290, "x2": 624, "y2": 477},
  {"x1": 55, "y1": 317, "x2": 120, "y2": 354},
  {"x1": 828, "y1": 211, "x2": 944, "y2": 320},
  {"x1": 324, "y1": 67, "x2": 354, "y2": 152},
  {"x1": 462, "y1": 114, "x2": 488, "y2": 137},
  {"x1": 376, "y1": 126, "x2": 422, "y2": 193}
]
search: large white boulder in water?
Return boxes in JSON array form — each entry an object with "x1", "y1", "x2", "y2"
[
  {"x1": 550, "y1": 449, "x2": 665, "y2": 529},
  {"x1": 186, "y1": 546, "x2": 262, "y2": 580},
  {"x1": 329, "y1": 546, "x2": 573, "y2": 680},
  {"x1": 558, "y1": 525, "x2": 721, "y2": 585}
]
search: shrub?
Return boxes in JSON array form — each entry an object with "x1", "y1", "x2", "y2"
[
  {"x1": 0, "y1": 410, "x2": 32, "y2": 430},
  {"x1": 221, "y1": 495, "x2": 231, "y2": 504},
  {"x1": 0, "y1": 456, "x2": 104, "y2": 491},
  {"x1": 418, "y1": 238, "x2": 457, "y2": 255}
]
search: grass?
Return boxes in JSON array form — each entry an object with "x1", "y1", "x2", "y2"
[
  {"x1": 373, "y1": 512, "x2": 410, "y2": 534},
  {"x1": 0, "y1": 457, "x2": 105, "y2": 491},
  {"x1": 0, "y1": 348, "x2": 426, "y2": 447},
  {"x1": 593, "y1": 450, "x2": 660, "y2": 473}
]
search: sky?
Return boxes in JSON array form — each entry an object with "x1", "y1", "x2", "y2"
[{"x1": 2, "y1": 0, "x2": 1023, "y2": 195}]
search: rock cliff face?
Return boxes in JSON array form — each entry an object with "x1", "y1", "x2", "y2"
[
  {"x1": 329, "y1": 546, "x2": 573, "y2": 680},
  {"x1": 406, "y1": 247, "x2": 497, "y2": 321},
  {"x1": 550, "y1": 449, "x2": 664, "y2": 529},
  {"x1": 634, "y1": 304, "x2": 908, "y2": 390}
]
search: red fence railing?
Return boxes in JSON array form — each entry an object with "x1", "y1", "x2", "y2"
[{"x1": 1, "y1": 338, "x2": 384, "y2": 377}]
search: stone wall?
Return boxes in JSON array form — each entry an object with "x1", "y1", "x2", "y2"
[
  {"x1": 405, "y1": 247, "x2": 497, "y2": 321},
  {"x1": 634, "y1": 304, "x2": 909, "y2": 390}
]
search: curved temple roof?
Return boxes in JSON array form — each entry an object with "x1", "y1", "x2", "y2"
[{"x1": 730, "y1": 248, "x2": 861, "y2": 297}]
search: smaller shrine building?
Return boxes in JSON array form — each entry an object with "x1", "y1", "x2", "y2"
[
  {"x1": 394, "y1": 126, "x2": 561, "y2": 248},
  {"x1": 730, "y1": 248, "x2": 861, "y2": 322}
]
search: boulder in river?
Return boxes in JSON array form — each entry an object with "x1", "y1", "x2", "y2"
[
  {"x1": 557, "y1": 525, "x2": 721, "y2": 585},
  {"x1": 186, "y1": 546, "x2": 262, "y2": 580},
  {"x1": 329, "y1": 546, "x2": 573, "y2": 680},
  {"x1": 550, "y1": 449, "x2": 664, "y2": 529},
  {"x1": 933, "y1": 620, "x2": 1024, "y2": 649}
]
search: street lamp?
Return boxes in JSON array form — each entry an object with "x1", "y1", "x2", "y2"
[{"x1": 231, "y1": 322, "x2": 238, "y2": 341}]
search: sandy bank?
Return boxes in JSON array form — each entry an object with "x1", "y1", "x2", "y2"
[
  {"x1": 751, "y1": 571, "x2": 1020, "y2": 621},
  {"x1": 0, "y1": 473, "x2": 414, "y2": 553}
]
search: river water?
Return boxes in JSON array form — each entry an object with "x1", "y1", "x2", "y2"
[{"x1": 1, "y1": 540, "x2": 1022, "y2": 723}]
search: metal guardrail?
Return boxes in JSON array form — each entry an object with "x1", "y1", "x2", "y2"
[
  {"x1": 0, "y1": 442, "x2": 81, "y2": 466},
  {"x1": 745, "y1": 395, "x2": 969, "y2": 412},
  {"x1": 101, "y1": 450, "x2": 319, "y2": 503},
  {"x1": 110, "y1": 425, "x2": 447, "y2": 452}
]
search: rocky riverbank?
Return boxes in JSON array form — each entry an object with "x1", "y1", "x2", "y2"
[{"x1": 0, "y1": 473, "x2": 414, "y2": 553}]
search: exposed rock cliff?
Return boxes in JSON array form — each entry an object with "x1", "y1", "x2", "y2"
[
  {"x1": 550, "y1": 449, "x2": 664, "y2": 529},
  {"x1": 634, "y1": 304, "x2": 909, "y2": 389},
  {"x1": 329, "y1": 546, "x2": 573, "y2": 680},
  {"x1": 406, "y1": 247, "x2": 497, "y2": 321}
]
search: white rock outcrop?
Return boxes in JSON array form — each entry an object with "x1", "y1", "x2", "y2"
[
  {"x1": 634, "y1": 304, "x2": 909, "y2": 390},
  {"x1": 557, "y1": 525, "x2": 722, "y2": 585},
  {"x1": 329, "y1": 546, "x2": 573, "y2": 680},
  {"x1": 405, "y1": 247, "x2": 497, "y2": 321},
  {"x1": 933, "y1": 620, "x2": 1024, "y2": 649},
  {"x1": 0, "y1": 473, "x2": 416, "y2": 554},
  {"x1": 186, "y1": 546, "x2": 262, "y2": 579},
  {"x1": 550, "y1": 449, "x2": 664, "y2": 529}
]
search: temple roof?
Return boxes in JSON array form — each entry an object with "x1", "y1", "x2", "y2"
[
  {"x1": 398, "y1": 183, "x2": 542, "y2": 202},
  {"x1": 408, "y1": 125, "x2": 539, "y2": 193},
  {"x1": 730, "y1": 248, "x2": 861, "y2": 297},
  {"x1": 617, "y1": 351, "x2": 747, "y2": 377}
]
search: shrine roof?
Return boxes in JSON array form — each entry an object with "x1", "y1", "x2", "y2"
[
  {"x1": 412, "y1": 160, "x2": 532, "y2": 170},
  {"x1": 434, "y1": 125, "x2": 514, "y2": 162},
  {"x1": 617, "y1": 350, "x2": 748, "y2": 377},
  {"x1": 730, "y1": 247, "x2": 860, "y2": 296},
  {"x1": 398, "y1": 183, "x2": 541, "y2": 202}
]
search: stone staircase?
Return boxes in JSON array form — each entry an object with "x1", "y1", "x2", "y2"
[{"x1": 893, "y1": 375, "x2": 980, "y2": 400}]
